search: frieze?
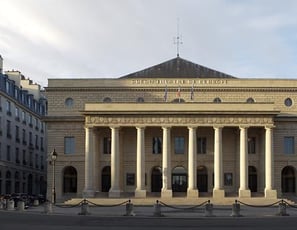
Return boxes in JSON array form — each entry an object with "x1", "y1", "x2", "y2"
[{"x1": 87, "y1": 115, "x2": 274, "y2": 126}]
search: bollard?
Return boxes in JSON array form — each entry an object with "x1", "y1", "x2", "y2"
[
  {"x1": 0, "y1": 200, "x2": 4, "y2": 210},
  {"x1": 277, "y1": 200, "x2": 289, "y2": 216},
  {"x1": 230, "y1": 200, "x2": 242, "y2": 217},
  {"x1": 204, "y1": 200, "x2": 215, "y2": 217},
  {"x1": 44, "y1": 201, "x2": 53, "y2": 214},
  {"x1": 7, "y1": 200, "x2": 15, "y2": 211},
  {"x1": 33, "y1": 199, "x2": 40, "y2": 206},
  {"x1": 78, "y1": 199, "x2": 90, "y2": 215},
  {"x1": 153, "y1": 200, "x2": 163, "y2": 217},
  {"x1": 124, "y1": 200, "x2": 135, "y2": 216},
  {"x1": 17, "y1": 201, "x2": 25, "y2": 211}
]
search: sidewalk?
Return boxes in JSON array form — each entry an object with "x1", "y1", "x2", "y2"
[{"x1": 6, "y1": 200, "x2": 297, "y2": 218}]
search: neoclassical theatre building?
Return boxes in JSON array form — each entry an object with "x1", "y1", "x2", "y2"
[{"x1": 46, "y1": 56, "x2": 297, "y2": 202}]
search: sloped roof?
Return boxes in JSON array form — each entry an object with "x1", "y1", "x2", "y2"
[{"x1": 121, "y1": 56, "x2": 236, "y2": 79}]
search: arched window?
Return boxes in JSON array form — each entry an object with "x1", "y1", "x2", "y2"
[
  {"x1": 65, "y1": 98, "x2": 74, "y2": 107},
  {"x1": 172, "y1": 98, "x2": 185, "y2": 103},
  {"x1": 136, "y1": 97, "x2": 144, "y2": 103},
  {"x1": 63, "y1": 166, "x2": 77, "y2": 193},
  {"x1": 246, "y1": 98, "x2": 255, "y2": 103},
  {"x1": 213, "y1": 97, "x2": 222, "y2": 103},
  {"x1": 103, "y1": 97, "x2": 112, "y2": 103},
  {"x1": 284, "y1": 98, "x2": 293, "y2": 107}
]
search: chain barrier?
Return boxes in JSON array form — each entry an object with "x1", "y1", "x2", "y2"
[
  {"x1": 52, "y1": 198, "x2": 130, "y2": 209},
  {"x1": 236, "y1": 199, "x2": 281, "y2": 208},
  {"x1": 282, "y1": 200, "x2": 297, "y2": 209},
  {"x1": 158, "y1": 200, "x2": 210, "y2": 211}
]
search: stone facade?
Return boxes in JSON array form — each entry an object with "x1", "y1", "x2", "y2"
[{"x1": 45, "y1": 57, "x2": 297, "y2": 202}]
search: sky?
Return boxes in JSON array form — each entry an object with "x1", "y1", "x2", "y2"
[{"x1": 1, "y1": 0, "x2": 297, "y2": 87}]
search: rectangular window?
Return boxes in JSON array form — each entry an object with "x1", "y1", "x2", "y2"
[
  {"x1": 103, "y1": 137, "x2": 111, "y2": 154},
  {"x1": 22, "y1": 111, "x2": 26, "y2": 123},
  {"x1": 224, "y1": 173, "x2": 233, "y2": 186},
  {"x1": 248, "y1": 137, "x2": 256, "y2": 154},
  {"x1": 6, "y1": 100, "x2": 11, "y2": 114},
  {"x1": 284, "y1": 136, "x2": 295, "y2": 155},
  {"x1": 40, "y1": 137, "x2": 44, "y2": 150},
  {"x1": 15, "y1": 107, "x2": 20, "y2": 120},
  {"x1": 126, "y1": 173, "x2": 135, "y2": 186},
  {"x1": 152, "y1": 137, "x2": 162, "y2": 154},
  {"x1": 6, "y1": 120, "x2": 11, "y2": 138},
  {"x1": 64, "y1": 137, "x2": 75, "y2": 154},
  {"x1": 15, "y1": 147, "x2": 20, "y2": 163},
  {"x1": 15, "y1": 126, "x2": 20, "y2": 142},
  {"x1": 22, "y1": 150, "x2": 26, "y2": 165},
  {"x1": 197, "y1": 137, "x2": 207, "y2": 154},
  {"x1": 6, "y1": 145, "x2": 11, "y2": 161},
  {"x1": 174, "y1": 137, "x2": 185, "y2": 154},
  {"x1": 22, "y1": 129, "x2": 26, "y2": 144}
]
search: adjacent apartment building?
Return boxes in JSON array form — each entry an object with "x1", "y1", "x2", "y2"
[
  {"x1": 45, "y1": 56, "x2": 297, "y2": 202},
  {"x1": 0, "y1": 55, "x2": 47, "y2": 196}
]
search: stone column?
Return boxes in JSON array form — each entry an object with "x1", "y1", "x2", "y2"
[
  {"x1": 213, "y1": 126, "x2": 225, "y2": 199},
  {"x1": 135, "y1": 126, "x2": 146, "y2": 197},
  {"x1": 109, "y1": 126, "x2": 121, "y2": 197},
  {"x1": 264, "y1": 126, "x2": 277, "y2": 198},
  {"x1": 161, "y1": 126, "x2": 172, "y2": 198},
  {"x1": 239, "y1": 126, "x2": 251, "y2": 197},
  {"x1": 187, "y1": 126, "x2": 199, "y2": 197},
  {"x1": 83, "y1": 126, "x2": 95, "y2": 197}
]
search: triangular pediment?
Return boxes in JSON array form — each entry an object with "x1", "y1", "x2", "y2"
[{"x1": 121, "y1": 56, "x2": 236, "y2": 79}]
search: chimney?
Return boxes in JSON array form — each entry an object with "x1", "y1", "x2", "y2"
[{"x1": 0, "y1": 55, "x2": 3, "y2": 74}]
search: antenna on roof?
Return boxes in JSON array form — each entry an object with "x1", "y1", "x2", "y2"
[{"x1": 174, "y1": 18, "x2": 183, "y2": 57}]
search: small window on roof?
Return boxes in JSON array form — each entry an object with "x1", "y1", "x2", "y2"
[
  {"x1": 284, "y1": 98, "x2": 293, "y2": 107},
  {"x1": 246, "y1": 98, "x2": 255, "y2": 103},
  {"x1": 103, "y1": 97, "x2": 112, "y2": 103},
  {"x1": 213, "y1": 97, "x2": 222, "y2": 103},
  {"x1": 137, "y1": 97, "x2": 144, "y2": 103},
  {"x1": 65, "y1": 98, "x2": 74, "y2": 107}
]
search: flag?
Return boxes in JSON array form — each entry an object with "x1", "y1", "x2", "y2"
[
  {"x1": 164, "y1": 84, "x2": 168, "y2": 102},
  {"x1": 176, "y1": 86, "x2": 181, "y2": 102},
  {"x1": 190, "y1": 83, "x2": 194, "y2": 100}
]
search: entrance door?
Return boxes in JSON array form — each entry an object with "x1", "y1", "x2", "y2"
[
  {"x1": 172, "y1": 166, "x2": 187, "y2": 192},
  {"x1": 248, "y1": 166, "x2": 257, "y2": 192},
  {"x1": 101, "y1": 166, "x2": 111, "y2": 192},
  {"x1": 151, "y1": 167, "x2": 162, "y2": 192},
  {"x1": 282, "y1": 166, "x2": 296, "y2": 193},
  {"x1": 197, "y1": 166, "x2": 208, "y2": 192}
]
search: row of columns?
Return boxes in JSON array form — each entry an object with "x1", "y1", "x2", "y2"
[{"x1": 83, "y1": 125, "x2": 277, "y2": 199}]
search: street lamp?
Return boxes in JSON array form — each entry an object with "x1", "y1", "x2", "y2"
[{"x1": 51, "y1": 149, "x2": 58, "y2": 204}]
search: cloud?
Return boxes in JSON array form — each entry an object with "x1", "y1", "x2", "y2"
[{"x1": 1, "y1": 0, "x2": 297, "y2": 87}]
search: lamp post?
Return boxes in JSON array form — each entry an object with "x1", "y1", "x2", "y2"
[{"x1": 51, "y1": 149, "x2": 58, "y2": 204}]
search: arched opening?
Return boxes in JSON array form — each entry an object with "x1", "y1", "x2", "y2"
[
  {"x1": 197, "y1": 166, "x2": 208, "y2": 192},
  {"x1": 282, "y1": 166, "x2": 296, "y2": 193},
  {"x1": 27, "y1": 174, "x2": 33, "y2": 195},
  {"x1": 172, "y1": 166, "x2": 187, "y2": 193},
  {"x1": 101, "y1": 166, "x2": 111, "y2": 192},
  {"x1": 248, "y1": 166, "x2": 258, "y2": 192},
  {"x1": 63, "y1": 166, "x2": 77, "y2": 193},
  {"x1": 5, "y1": 171, "x2": 11, "y2": 194},
  {"x1": 172, "y1": 98, "x2": 185, "y2": 103},
  {"x1": 15, "y1": 171, "x2": 20, "y2": 193},
  {"x1": 151, "y1": 166, "x2": 162, "y2": 192}
]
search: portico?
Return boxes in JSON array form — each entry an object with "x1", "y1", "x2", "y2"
[{"x1": 82, "y1": 103, "x2": 278, "y2": 199}]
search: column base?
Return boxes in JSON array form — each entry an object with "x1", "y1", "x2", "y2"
[
  {"x1": 239, "y1": 189, "x2": 251, "y2": 198},
  {"x1": 187, "y1": 188, "x2": 199, "y2": 198},
  {"x1": 108, "y1": 189, "x2": 122, "y2": 198},
  {"x1": 161, "y1": 189, "x2": 172, "y2": 198},
  {"x1": 135, "y1": 189, "x2": 147, "y2": 198},
  {"x1": 265, "y1": 189, "x2": 277, "y2": 199},
  {"x1": 83, "y1": 189, "x2": 95, "y2": 198},
  {"x1": 213, "y1": 189, "x2": 225, "y2": 199}
]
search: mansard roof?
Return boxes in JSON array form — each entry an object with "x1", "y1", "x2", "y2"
[{"x1": 120, "y1": 56, "x2": 236, "y2": 79}]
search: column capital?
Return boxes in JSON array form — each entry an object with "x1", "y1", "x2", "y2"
[
  {"x1": 136, "y1": 126, "x2": 146, "y2": 130},
  {"x1": 265, "y1": 125, "x2": 275, "y2": 130},
  {"x1": 213, "y1": 125, "x2": 224, "y2": 130},
  {"x1": 239, "y1": 125, "x2": 249, "y2": 129},
  {"x1": 188, "y1": 126, "x2": 197, "y2": 130},
  {"x1": 110, "y1": 126, "x2": 121, "y2": 130},
  {"x1": 162, "y1": 126, "x2": 171, "y2": 130}
]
